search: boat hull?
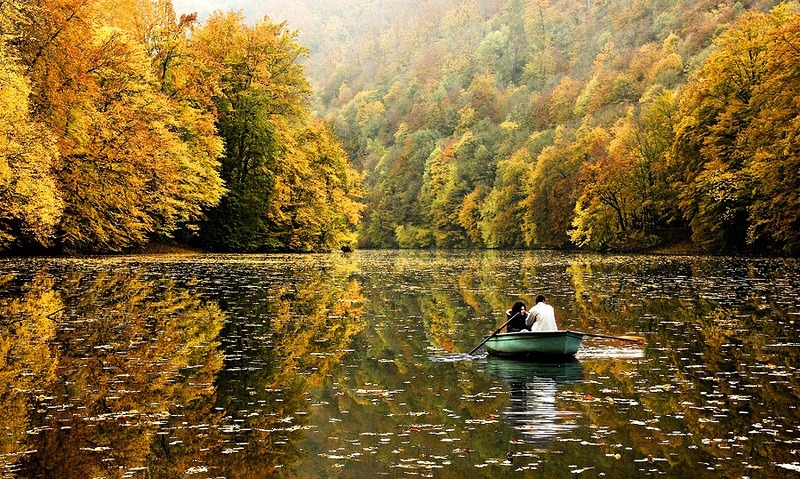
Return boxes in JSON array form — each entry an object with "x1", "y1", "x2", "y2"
[{"x1": 485, "y1": 330, "x2": 584, "y2": 359}]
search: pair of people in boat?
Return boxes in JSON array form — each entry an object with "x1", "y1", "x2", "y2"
[{"x1": 506, "y1": 296, "x2": 557, "y2": 333}]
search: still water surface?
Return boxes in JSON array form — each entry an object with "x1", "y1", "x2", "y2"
[{"x1": 0, "y1": 250, "x2": 798, "y2": 478}]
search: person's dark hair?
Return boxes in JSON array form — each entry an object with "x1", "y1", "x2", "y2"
[
  {"x1": 535, "y1": 295, "x2": 546, "y2": 304},
  {"x1": 510, "y1": 301, "x2": 526, "y2": 316}
]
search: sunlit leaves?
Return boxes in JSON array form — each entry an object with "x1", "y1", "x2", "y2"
[
  {"x1": 192, "y1": 13, "x2": 362, "y2": 252},
  {"x1": 671, "y1": 3, "x2": 800, "y2": 254},
  {"x1": 293, "y1": 120, "x2": 364, "y2": 250},
  {"x1": 0, "y1": 0, "x2": 226, "y2": 252},
  {"x1": 0, "y1": 45, "x2": 63, "y2": 250},
  {"x1": 52, "y1": 25, "x2": 203, "y2": 252},
  {"x1": 115, "y1": 0, "x2": 226, "y2": 237},
  {"x1": 0, "y1": 0, "x2": 361, "y2": 253}
]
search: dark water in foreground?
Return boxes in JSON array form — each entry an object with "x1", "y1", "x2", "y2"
[{"x1": 0, "y1": 250, "x2": 798, "y2": 478}]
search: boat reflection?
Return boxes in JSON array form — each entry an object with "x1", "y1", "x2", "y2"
[{"x1": 485, "y1": 357, "x2": 584, "y2": 447}]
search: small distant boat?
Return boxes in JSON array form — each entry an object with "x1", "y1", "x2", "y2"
[{"x1": 485, "y1": 330, "x2": 585, "y2": 359}]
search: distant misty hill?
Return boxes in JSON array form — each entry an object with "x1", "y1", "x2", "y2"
[{"x1": 174, "y1": 0, "x2": 800, "y2": 256}]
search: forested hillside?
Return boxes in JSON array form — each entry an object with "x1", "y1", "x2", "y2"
[
  {"x1": 3, "y1": 0, "x2": 799, "y2": 255},
  {"x1": 282, "y1": 0, "x2": 799, "y2": 255},
  {"x1": 0, "y1": 0, "x2": 362, "y2": 254}
]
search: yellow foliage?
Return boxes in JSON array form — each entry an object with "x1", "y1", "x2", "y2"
[
  {"x1": 0, "y1": 45, "x2": 63, "y2": 249},
  {"x1": 0, "y1": 275, "x2": 61, "y2": 461}
]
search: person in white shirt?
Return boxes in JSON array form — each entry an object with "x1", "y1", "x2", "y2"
[{"x1": 526, "y1": 295, "x2": 557, "y2": 332}]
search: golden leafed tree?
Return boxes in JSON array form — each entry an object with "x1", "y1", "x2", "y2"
[
  {"x1": 9, "y1": 0, "x2": 224, "y2": 253},
  {"x1": 0, "y1": 43, "x2": 63, "y2": 250},
  {"x1": 671, "y1": 3, "x2": 800, "y2": 253}
]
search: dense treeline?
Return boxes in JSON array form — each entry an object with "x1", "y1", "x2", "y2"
[
  {"x1": 298, "y1": 0, "x2": 799, "y2": 255},
  {"x1": 0, "y1": 0, "x2": 362, "y2": 254}
]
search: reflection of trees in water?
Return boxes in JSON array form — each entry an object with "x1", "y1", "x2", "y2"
[
  {"x1": 3, "y1": 252, "x2": 795, "y2": 477},
  {"x1": 0, "y1": 260, "x2": 366, "y2": 479},
  {"x1": 208, "y1": 259, "x2": 365, "y2": 478},
  {"x1": 401, "y1": 252, "x2": 800, "y2": 476},
  {"x1": 0, "y1": 275, "x2": 61, "y2": 477},
  {"x1": 0, "y1": 269, "x2": 225, "y2": 478},
  {"x1": 560, "y1": 257, "x2": 800, "y2": 477}
]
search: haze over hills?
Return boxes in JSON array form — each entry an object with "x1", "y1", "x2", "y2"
[
  {"x1": 262, "y1": 0, "x2": 800, "y2": 255},
  {"x1": 176, "y1": 3, "x2": 500, "y2": 76},
  {"x1": 172, "y1": 0, "x2": 436, "y2": 87},
  {"x1": 4, "y1": 0, "x2": 797, "y2": 256}
]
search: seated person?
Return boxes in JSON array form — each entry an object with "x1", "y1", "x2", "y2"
[
  {"x1": 526, "y1": 295, "x2": 557, "y2": 332},
  {"x1": 506, "y1": 301, "x2": 528, "y2": 332}
]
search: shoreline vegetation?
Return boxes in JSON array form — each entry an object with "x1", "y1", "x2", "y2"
[
  {"x1": 309, "y1": 0, "x2": 800, "y2": 257},
  {"x1": 2, "y1": 1, "x2": 799, "y2": 257},
  {"x1": 0, "y1": 2, "x2": 362, "y2": 256},
  {"x1": 3, "y1": 239, "x2": 706, "y2": 258}
]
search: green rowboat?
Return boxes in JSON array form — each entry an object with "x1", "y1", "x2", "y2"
[{"x1": 484, "y1": 330, "x2": 585, "y2": 359}]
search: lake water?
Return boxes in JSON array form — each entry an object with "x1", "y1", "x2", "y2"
[{"x1": 0, "y1": 250, "x2": 798, "y2": 478}]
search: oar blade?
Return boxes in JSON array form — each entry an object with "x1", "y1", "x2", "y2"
[
  {"x1": 581, "y1": 332, "x2": 646, "y2": 343},
  {"x1": 618, "y1": 335, "x2": 646, "y2": 343}
]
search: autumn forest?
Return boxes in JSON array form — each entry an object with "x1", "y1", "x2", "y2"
[
  {"x1": 1, "y1": 0, "x2": 799, "y2": 255},
  {"x1": 0, "y1": 0, "x2": 362, "y2": 254}
]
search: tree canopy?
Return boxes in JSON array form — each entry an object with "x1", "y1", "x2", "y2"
[
  {"x1": 283, "y1": 0, "x2": 797, "y2": 255},
  {"x1": 2, "y1": 0, "x2": 799, "y2": 255},
  {"x1": 0, "y1": 0, "x2": 362, "y2": 254}
]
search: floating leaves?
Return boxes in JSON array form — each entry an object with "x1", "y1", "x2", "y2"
[{"x1": 1, "y1": 251, "x2": 799, "y2": 478}]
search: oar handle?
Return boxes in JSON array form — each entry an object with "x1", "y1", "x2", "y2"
[{"x1": 468, "y1": 311, "x2": 520, "y2": 355}]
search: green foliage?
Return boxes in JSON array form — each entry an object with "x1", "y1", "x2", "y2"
[
  {"x1": 0, "y1": 0, "x2": 362, "y2": 254},
  {"x1": 191, "y1": 14, "x2": 362, "y2": 252},
  {"x1": 306, "y1": 0, "x2": 796, "y2": 255},
  {"x1": 480, "y1": 140, "x2": 537, "y2": 249},
  {"x1": 356, "y1": 128, "x2": 440, "y2": 248},
  {"x1": 395, "y1": 225, "x2": 434, "y2": 248},
  {"x1": 420, "y1": 145, "x2": 469, "y2": 247}
]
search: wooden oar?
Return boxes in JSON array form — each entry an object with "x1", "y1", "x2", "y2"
[
  {"x1": 468, "y1": 312, "x2": 520, "y2": 355},
  {"x1": 581, "y1": 332, "x2": 646, "y2": 343}
]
